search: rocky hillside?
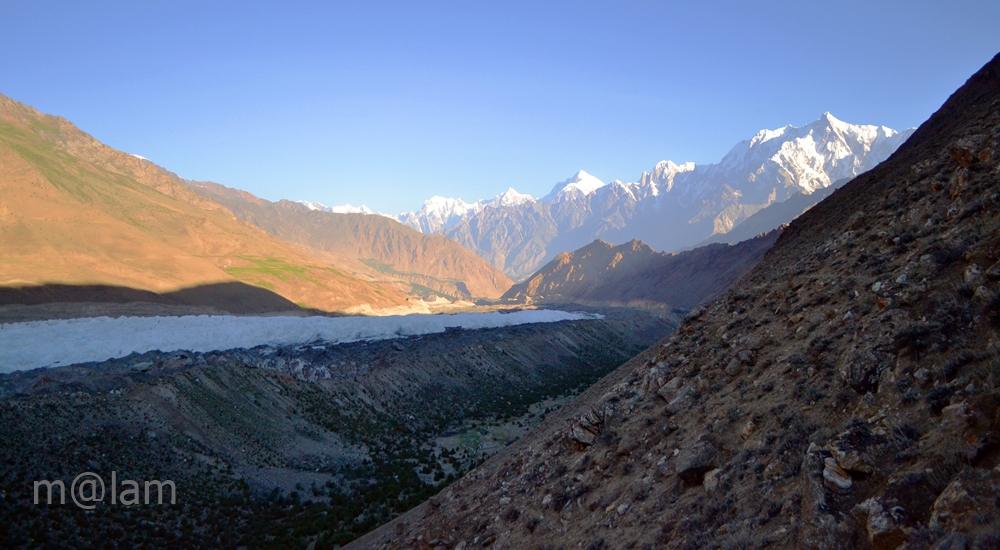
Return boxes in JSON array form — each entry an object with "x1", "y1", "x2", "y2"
[
  {"x1": 349, "y1": 53, "x2": 1000, "y2": 549},
  {"x1": 0, "y1": 94, "x2": 413, "y2": 312},
  {"x1": 184, "y1": 180, "x2": 512, "y2": 300},
  {"x1": 501, "y1": 232, "x2": 779, "y2": 310}
]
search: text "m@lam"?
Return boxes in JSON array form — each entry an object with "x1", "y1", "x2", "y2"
[{"x1": 34, "y1": 472, "x2": 175, "y2": 509}]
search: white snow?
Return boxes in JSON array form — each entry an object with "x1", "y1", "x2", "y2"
[
  {"x1": 0, "y1": 310, "x2": 598, "y2": 373},
  {"x1": 395, "y1": 196, "x2": 486, "y2": 233},
  {"x1": 492, "y1": 188, "x2": 534, "y2": 207},
  {"x1": 129, "y1": 154, "x2": 149, "y2": 162},
  {"x1": 297, "y1": 201, "x2": 374, "y2": 215},
  {"x1": 543, "y1": 170, "x2": 606, "y2": 201}
]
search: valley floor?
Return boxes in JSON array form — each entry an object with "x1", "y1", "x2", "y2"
[{"x1": 0, "y1": 306, "x2": 678, "y2": 548}]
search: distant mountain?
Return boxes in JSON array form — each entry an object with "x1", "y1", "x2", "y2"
[
  {"x1": 385, "y1": 114, "x2": 913, "y2": 280},
  {"x1": 298, "y1": 201, "x2": 374, "y2": 215},
  {"x1": 394, "y1": 188, "x2": 535, "y2": 234},
  {"x1": 0, "y1": 93, "x2": 474, "y2": 313},
  {"x1": 693, "y1": 177, "x2": 850, "y2": 248},
  {"x1": 186, "y1": 181, "x2": 513, "y2": 300},
  {"x1": 501, "y1": 232, "x2": 779, "y2": 309}
]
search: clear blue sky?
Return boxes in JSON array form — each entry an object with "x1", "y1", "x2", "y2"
[{"x1": 3, "y1": 1, "x2": 999, "y2": 214}]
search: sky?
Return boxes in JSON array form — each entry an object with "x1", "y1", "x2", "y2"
[{"x1": 2, "y1": 1, "x2": 999, "y2": 215}]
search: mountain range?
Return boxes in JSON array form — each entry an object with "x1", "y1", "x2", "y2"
[
  {"x1": 329, "y1": 114, "x2": 913, "y2": 280},
  {"x1": 0, "y1": 94, "x2": 511, "y2": 315},
  {"x1": 184, "y1": 180, "x2": 512, "y2": 302}
]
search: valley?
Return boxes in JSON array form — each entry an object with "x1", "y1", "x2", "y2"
[
  {"x1": 0, "y1": 308, "x2": 678, "y2": 547},
  {"x1": 0, "y1": 18, "x2": 994, "y2": 548}
]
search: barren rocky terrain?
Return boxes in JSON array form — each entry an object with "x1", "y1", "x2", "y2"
[
  {"x1": 347, "y1": 53, "x2": 1000, "y2": 549},
  {"x1": 0, "y1": 309, "x2": 677, "y2": 548}
]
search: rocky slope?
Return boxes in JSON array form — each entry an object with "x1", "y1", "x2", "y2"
[
  {"x1": 501, "y1": 232, "x2": 779, "y2": 310},
  {"x1": 0, "y1": 310, "x2": 676, "y2": 548},
  {"x1": 349, "y1": 53, "x2": 1000, "y2": 549},
  {"x1": 0, "y1": 94, "x2": 414, "y2": 312},
  {"x1": 432, "y1": 116, "x2": 912, "y2": 280},
  {"x1": 184, "y1": 180, "x2": 512, "y2": 300}
]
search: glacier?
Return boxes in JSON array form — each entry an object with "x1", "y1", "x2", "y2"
[{"x1": 0, "y1": 310, "x2": 599, "y2": 373}]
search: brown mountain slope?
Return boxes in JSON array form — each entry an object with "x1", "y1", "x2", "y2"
[
  {"x1": 0, "y1": 94, "x2": 411, "y2": 312},
  {"x1": 501, "y1": 233, "x2": 779, "y2": 309},
  {"x1": 350, "y1": 53, "x2": 1000, "y2": 549},
  {"x1": 183, "y1": 180, "x2": 512, "y2": 300}
]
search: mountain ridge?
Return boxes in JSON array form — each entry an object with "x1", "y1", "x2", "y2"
[
  {"x1": 501, "y1": 232, "x2": 781, "y2": 310},
  {"x1": 183, "y1": 180, "x2": 513, "y2": 300},
  {"x1": 0, "y1": 93, "x2": 492, "y2": 313},
  {"x1": 327, "y1": 113, "x2": 913, "y2": 280}
]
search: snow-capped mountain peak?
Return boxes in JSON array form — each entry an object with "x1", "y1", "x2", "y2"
[
  {"x1": 640, "y1": 160, "x2": 696, "y2": 194},
  {"x1": 492, "y1": 188, "x2": 534, "y2": 207},
  {"x1": 395, "y1": 196, "x2": 485, "y2": 233},
  {"x1": 297, "y1": 201, "x2": 374, "y2": 215},
  {"x1": 544, "y1": 170, "x2": 606, "y2": 201},
  {"x1": 372, "y1": 113, "x2": 914, "y2": 281},
  {"x1": 748, "y1": 125, "x2": 793, "y2": 148}
]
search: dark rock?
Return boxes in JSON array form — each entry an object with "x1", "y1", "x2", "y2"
[
  {"x1": 724, "y1": 358, "x2": 741, "y2": 377},
  {"x1": 674, "y1": 439, "x2": 718, "y2": 485},
  {"x1": 838, "y1": 345, "x2": 891, "y2": 394},
  {"x1": 930, "y1": 533, "x2": 967, "y2": 550},
  {"x1": 853, "y1": 497, "x2": 906, "y2": 550},
  {"x1": 986, "y1": 260, "x2": 1000, "y2": 281}
]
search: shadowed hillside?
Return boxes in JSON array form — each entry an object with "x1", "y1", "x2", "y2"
[
  {"x1": 0, "y1": 282, "x2": 317, "y2": 322},
  {"x1": 501, "y1": 232, "x2": 779, "y2": 310}
]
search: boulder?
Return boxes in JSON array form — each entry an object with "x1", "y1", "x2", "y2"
[
  {"x1": 675, "y1": 439, "x2": 719, "y2": 485},
  {"x1": 827, "y1": 423, "x2": 878, "y2": 474},
  {"x1": 929, "y1": 468, "x2": 1000, "y2": 533},
  {"x1": 930, "y1": 533, "x2": 968, "y2": 550},
  {"x1": 852, "y1": 497, "x2": 906, "y2": 550},
  {"x1": 964, "y1": 264, "x2": 982, "y2": 285},
  {"x1": 823, "y1": 457, "x2": 853, "y2": 494},
  {"x1": 986, "y1": 260, "x2": 1000, "y2": 281}
]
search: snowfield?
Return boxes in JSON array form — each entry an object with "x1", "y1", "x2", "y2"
[{"x1": 0, "y1": 310, "x2": 599, "y2": 373}]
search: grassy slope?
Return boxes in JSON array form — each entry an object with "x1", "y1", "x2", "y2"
[{"x1": 0, "y1": 94, "x2": 408, "y2": 312}]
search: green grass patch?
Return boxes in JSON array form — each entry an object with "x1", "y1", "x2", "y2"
[{"x1": 225, "y1": 257, "x2": 320, "y2": 285}]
